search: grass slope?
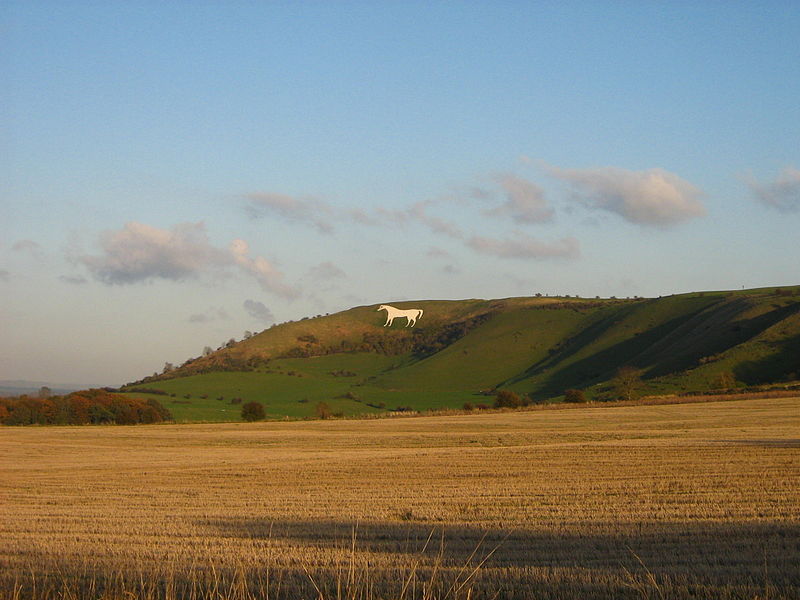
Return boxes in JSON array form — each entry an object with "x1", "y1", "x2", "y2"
[{"x1": 122, "y1": 287, "x2": 800, "y2": 421}]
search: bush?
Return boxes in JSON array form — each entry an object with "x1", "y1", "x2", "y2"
[
  {"x1": 563, "y1": 389, "x2": 587, "y2": 403},
  {"x1": 494, "y1": 390, "x2": 526, "y2": 408},
  {"x1": 463, "y1": 402, "x2": 474, "y2": 411},
  {"x1": 241, "y1": 402, "x2": 265, "y2": 422}
]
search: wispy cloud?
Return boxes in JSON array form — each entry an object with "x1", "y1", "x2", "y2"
[
  {"x1": 427, "y1": 247, "x2": 451, "y2": 258},
  {"x1": 468, "y1": 233, "x2": 580, "y2": 259},
  {"x1": 188, "y1": 307, "x2": 229, "y2": 324},
  {"x1": 59, "y1": 275, "x2": 88, "y2": 285},
  {"x1": 229, "y1": 239, "x2": 300, "y2": 300},
  {"x1": 488, "y1": 173, "x2": 553, "y2": 224},
  {"x1": 376, "y1": 201, "x2": 464, "y2": 239},
  {"x1": 245, "y1": 192, "x2": 335, "y2": 233},
  {"x1": 12, "y1": 240, "x2": 43, "y2": 258},
  {"x1": 746, "y1": 167, "x2": 800, "y2": 212},
  {"x1": 78, "y1": 222, "x2": 299, "y2": 299},
  {"x1": 245, "y1": 191, "x2": 386, "y2": 233},
  {"x1": 548, "y1": 166, "x2": 705, "y2": 226},
  {"x1": 307, "y1": 261, "x2": 346, "y2": 281},
  {"x1": 243, "y1": 299, "x2": 275, "y2": 324}
]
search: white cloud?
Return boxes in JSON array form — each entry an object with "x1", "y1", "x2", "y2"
[
  {"x1": 468, "y1": 233, "x2": 580, "y2": 259},
  {"x1": 79, "y1": 222, "x2": 229, "y2": 284},
  {"x1": 746, "y1": 167, "x2": 800, "y2": 212},
  {"x1": 489, "y1": 173, "x2": 553, "y2": 224},
  {"x1": 243, "y1": 299, "x2": 275, "y2": 324},
  {"x1": 78, "y1": 222, "x2": 299, "y2": 299},
  {"x1": 549, "y1": 166, "x2": 706, "y2": 226}
]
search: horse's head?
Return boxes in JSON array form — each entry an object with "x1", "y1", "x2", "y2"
[{"x1": 377, "y1": 305, "x2": 387, "y2": 312}]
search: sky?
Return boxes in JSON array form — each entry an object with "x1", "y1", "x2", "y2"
[{"x1": 2, "y1": 1, "x2": 799, "y2": 386}]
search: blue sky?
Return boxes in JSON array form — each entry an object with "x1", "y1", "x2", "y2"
[{"x1": 2, "y1": 1, "x2": 799, "y2": 385}]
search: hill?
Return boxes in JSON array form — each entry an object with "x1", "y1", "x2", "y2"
[{"x1": 122, "y1": 286, "x2": 800, "y2": 421}]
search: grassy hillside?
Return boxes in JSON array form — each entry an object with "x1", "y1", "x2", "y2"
[{"x1": 122, "y1": 287, "x2": 800, "y2": 421}]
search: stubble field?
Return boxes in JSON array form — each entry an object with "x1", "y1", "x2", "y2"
[{"x1": 1, "y1": 397, "x2": 798, "y2": 599}]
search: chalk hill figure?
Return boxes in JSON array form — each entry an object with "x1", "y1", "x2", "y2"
[{"x1": 378, "y1": 304, "x2": 424, "y2": 327}]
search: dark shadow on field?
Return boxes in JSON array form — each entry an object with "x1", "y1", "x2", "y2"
[
  {"x1": 5, "y1": 519, "x2": 799, "y2": 599},
  {"x1": 200, "y1": 517, "x2": 800, "y2": 588}
]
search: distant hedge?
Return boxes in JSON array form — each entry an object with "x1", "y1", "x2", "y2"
[{"x1": 0, "y1": 389, "x2": 172, "y2": 426}]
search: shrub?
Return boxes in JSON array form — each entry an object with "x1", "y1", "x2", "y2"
[
  {"x1": 241, "y1": 402, "x2": 265, "y2": 422},
  {"x1": 563, "y1": 389, "x2": 587, "y2": 403},
  {"x1": 463, "y1": 402, "x2": 474, "y2": 411},
  {"x1": 494, "y1": 390, "x2": 525, "y2": 408}
]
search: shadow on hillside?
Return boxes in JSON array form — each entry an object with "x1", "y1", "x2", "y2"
[
  {"x1": 734, "y1": 333, "x2": 800, "y2": 385},
  {"x1": 525, "y1": 298, "x2": 800, "y2": 397}
]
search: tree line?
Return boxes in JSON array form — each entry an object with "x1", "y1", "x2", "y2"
[{"x1": 0, "y1": 389, "x2": 172, "y2": 426}]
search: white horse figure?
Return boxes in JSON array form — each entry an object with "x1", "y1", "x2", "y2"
[{"x1": 378, "y1": 304, "x2": 424, "y2": 327}]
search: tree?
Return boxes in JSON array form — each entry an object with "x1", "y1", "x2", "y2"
[
  {"x1": 38, "y1": 386, "x2": 52, "y2": 399},
  {"x1": 315, "y1": 401, "x2": 332, "y2": 419},
  {"x1": 203, "y1": 346, "x2": 213, "y2": 357},
  {"x1": 241, "y1": 402, "x2": 265, "y2": 422},
  {"x1": 714, "y1": 371, "x2": 736, "y2": 390},
  {"x1": 612, "y1": 366, "x2": 642, "y2": 401}
]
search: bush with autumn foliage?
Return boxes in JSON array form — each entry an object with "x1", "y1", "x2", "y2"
[{"x1": 0, "y1": 389, "x2": 172, "y2": 426}]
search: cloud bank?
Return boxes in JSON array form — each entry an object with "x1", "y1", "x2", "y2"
[
  {"x1": 549, "y1": 166, "x2": 705, "y2": 226},
  {"x1": 747, "y1": 167, "x2": 800, "y2": 212}
]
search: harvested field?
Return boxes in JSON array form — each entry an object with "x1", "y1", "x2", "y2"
[{"x1": 1, "y1": 397, "x2": 798, "y2": 599}]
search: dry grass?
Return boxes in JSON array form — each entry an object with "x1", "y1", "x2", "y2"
[{"x1": 1, "y1": 397, "x2": 798, "y2": 599}]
